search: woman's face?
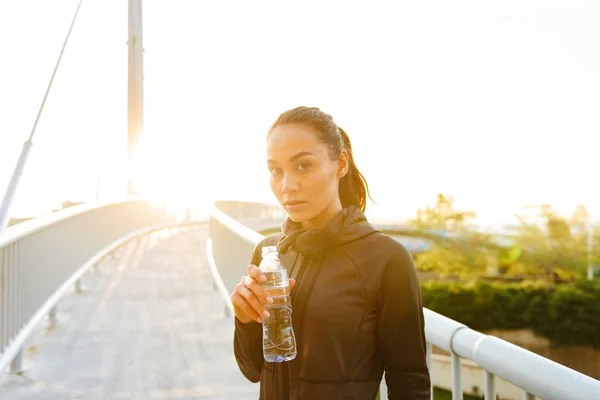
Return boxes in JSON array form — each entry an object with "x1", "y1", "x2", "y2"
[{"x1": 267, "y1": 124, "x2": 348, "y2": 229}]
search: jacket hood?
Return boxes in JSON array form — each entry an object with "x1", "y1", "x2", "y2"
[{"x1": 276, "y1": 205, "x2": 379, "y2": 256}]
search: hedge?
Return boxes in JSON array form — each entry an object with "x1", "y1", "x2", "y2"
[{"x1": 420, "y1": 279, "x2": 600, "y2": 348}]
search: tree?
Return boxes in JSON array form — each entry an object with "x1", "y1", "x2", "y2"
[
  {"x1": 411, "y1": 194, "x2": 488, "y2": 278},
  {"x1": 513, "y1": 204, "x2": 595, "y2": 280},
  {"x1": 410, "y1": 194, "x2": 477, "y2": 233}
]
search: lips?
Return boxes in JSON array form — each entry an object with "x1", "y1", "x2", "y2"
[{"x1": 284, "y1": 200, "x2": 306, "y2": 206}]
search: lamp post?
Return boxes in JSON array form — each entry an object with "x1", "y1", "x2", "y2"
[{"x1": 127, "y1": 0, "x2": 144, "y2": 196}]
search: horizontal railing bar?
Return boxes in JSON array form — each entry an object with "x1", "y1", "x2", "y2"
[
  {"x1": 451, "y1": 324, "x2": 599, "y2": 400},
  {"x1": 209, "y1": 204, "x2": 266, "y2": 245},
  {"x1": 0, "y1": 196, "x2": 154, "y2": 249},
  {"x1": 205, "y1": 238, "x2": 234, "y2": 316}
]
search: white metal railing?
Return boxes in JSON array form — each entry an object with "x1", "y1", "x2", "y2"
[
  {"x1": 0, "y1": 198, "x2": 184, "y2": 375},
  {"x1": 207, "y1": 200, "x2": 600, "y2": 400}
]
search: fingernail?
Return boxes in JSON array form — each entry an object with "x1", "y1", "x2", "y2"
[
  {"x1": 260, "y1": 275, "x2": 266, "y2": 281},
  {"x1": 263, "y1": 310, "x2": 270, "y2": 318},
  {"x1": 266, "y1": 297, "x2": 273, "y2": 304},
  {"x1": 257, "y1": 317, "x2": 263, "y2": 323}
]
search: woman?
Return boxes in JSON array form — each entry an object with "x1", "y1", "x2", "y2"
[{"x1": 231, "y1": 106, "x2": 430, "y2": 399}]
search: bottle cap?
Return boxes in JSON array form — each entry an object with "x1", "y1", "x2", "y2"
[{"x1": 262, "y1": 246, "x2": 278, "y2": 256}]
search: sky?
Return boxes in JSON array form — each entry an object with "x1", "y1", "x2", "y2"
[{"x1": 0, "y1": 0, "x2": 599, "y2": 227}]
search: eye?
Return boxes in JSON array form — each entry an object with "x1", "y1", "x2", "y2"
[
  {"x1": 297, "y1": 162, "x2": 311, "y2": 171},
  {"x1": 269, "y1": 167, "x2": 282, "y2": 176}
]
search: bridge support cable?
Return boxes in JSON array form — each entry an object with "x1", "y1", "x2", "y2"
[{"x1": 0, "y1": 0, "x2": 85, "y2": 231}]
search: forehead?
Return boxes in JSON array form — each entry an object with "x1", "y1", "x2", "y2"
[{"x1": 267, "y1": 124, "x2": 328, "y2": 158}]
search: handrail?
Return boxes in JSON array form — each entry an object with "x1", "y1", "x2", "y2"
[
  {"x1": 423, "y1": 309, "x2": 600, "y2": 399},
  {"x1": 209, "y1": 203, "x2": 265, "y2": 244},
  {"x1": 0, "y1": 196, "x2": 154, "y2": 248},
  {"x1": 208, "y1": 201, "x2": 600, "y2": 400},
  {"x1": 206, "y1": 238, "x2": 235, "y2": 316},
  {"x1": 0, "y1": 219, "x2": 207, "y2": 375}
]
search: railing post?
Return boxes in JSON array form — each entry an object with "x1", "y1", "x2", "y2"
[
  {"x1": 484, "y1": 371, "x2": 495, "y2": 400},
  {"x1": 48, "y1": 305, "x2": 57, "y2": 323},
  {"x1": 9, "y1": 348, "x2": 23, "y2": 373},
  {"x1": 74, "y1": 278, "x2": 83, "y2": 293},
  {"x1": 379, "y1": 374, "x2": 389, "y2": 400},
  {"x1": 426, "y1": 343, "x2": 433, "y2": 400},
  {"x1": 109, "y1": 246, "x2": 118, "y2": 260},
  {"x1": 451, "y1": 353, "x2": 463, "y2": 400}
]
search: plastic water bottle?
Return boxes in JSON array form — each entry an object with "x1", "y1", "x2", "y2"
[{"x1": 259, "y1": 246, "x2": 297, "y2": 363}]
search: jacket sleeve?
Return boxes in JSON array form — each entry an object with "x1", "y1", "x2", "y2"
[
  {"x1": 234, "y1": 317, "x2": 264, "y2": 382},
  {"x1": 378, "y1": 243, "x2": 431, "y2": 399},
  {"x1": 233, "y1": 243, "x2": 264, "y2": 383}
]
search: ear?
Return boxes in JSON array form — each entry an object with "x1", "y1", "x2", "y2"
[{"x1": 337, "y1": 149, "x2": 349, "y2": 179}]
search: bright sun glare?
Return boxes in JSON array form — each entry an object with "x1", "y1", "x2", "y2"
[
  {"x1": 1, "y1": 1, "x2": 599, "y2": 223},
  {"x1": 131, "y1": 134, "x2": 201, "y2": 209}
]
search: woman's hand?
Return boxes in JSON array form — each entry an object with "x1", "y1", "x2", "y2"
[{"x1": 231, "y1": 264, "x2": 296, "y2": 324}]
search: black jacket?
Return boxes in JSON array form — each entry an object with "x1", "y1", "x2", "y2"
[{"x1": 234, "y1": 206, "x2": 430, "y2": 399}]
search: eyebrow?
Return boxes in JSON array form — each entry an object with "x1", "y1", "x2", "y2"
[{"x1": 267, "y1": 151, "x2": 314, "y2": 164}]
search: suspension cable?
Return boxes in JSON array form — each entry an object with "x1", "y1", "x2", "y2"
[
  {"x1": 0, "y1": 0, "x2": 85, "y2": 230},
  {"x1": 28, "y1": 0, "x2": 85, "y2": 142}
]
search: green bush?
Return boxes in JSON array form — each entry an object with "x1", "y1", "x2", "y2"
[{"x1": 420, "y1": 279, "x2": 600, "y2": 348}]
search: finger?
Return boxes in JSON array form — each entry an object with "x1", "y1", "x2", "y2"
[
  {"x1": 242, "y1": 276, "x2": 273, "y2": 305},
  {"x1": 239, "y1": 282, "x2": 271, "y2": 319},
  {"x1": 232, "y1": 304, "x2": 258, "y2": 324},
  {"x1": 247, "y1": 265, "x2": 266, "y2": 282},
  {"x1": 233, "y1": 283, "x2": 262, "y2": 314},
  {"x1": 289, "y1": 278, "x2": 296, "y2": 291},
  {"x1": 231, "y1": 291, "x2": 263, "y2": 323},
  {"x1": 232, "y1": 292, "x2": 262, "y2": 323}
]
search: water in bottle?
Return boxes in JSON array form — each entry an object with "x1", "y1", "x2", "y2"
[{"x1": 259, "y1": 246, "x2": 297, "y2": 363}]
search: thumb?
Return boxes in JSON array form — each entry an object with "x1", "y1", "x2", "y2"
[{"x1": 289, "y1": 278, "x2": 296, "y2": 291}]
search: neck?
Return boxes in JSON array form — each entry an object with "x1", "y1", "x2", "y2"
[{"x1": 301, "y1": 198, "x2": 343, "y2": 230}]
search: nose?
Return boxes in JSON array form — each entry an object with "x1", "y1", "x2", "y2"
[{"x1": 281, "y1": 173, "x2": 299, "y2": 193}]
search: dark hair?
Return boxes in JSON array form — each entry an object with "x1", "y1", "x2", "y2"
[{"x1": 268, "y1": 106, "x2": 372, "y2": 211}]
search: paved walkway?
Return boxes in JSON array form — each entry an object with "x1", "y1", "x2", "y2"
[{"x1": 0, "y1": 227, "x2": 258, "y2": 400}]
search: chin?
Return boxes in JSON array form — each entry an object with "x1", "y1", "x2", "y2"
[
  {"x1": 285, "y1": 210, "x2": 308, "y2": 223},
  {"x1": 283, "y1": 208, "x2": 310, "y2": 223}
]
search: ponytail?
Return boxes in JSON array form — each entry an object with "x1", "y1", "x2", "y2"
[{"x1": 338, "y1": 127, "x2": 371, "y2": 212}]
